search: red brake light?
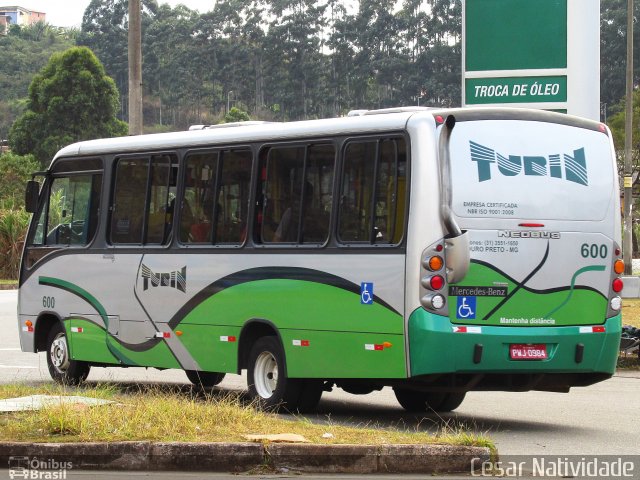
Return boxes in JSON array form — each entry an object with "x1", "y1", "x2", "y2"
[
  {"x1": 612, "y1": 278, "x2": 624, "y2": 293},
  {"x1": 430, "y1": 275, "x2": 444, "y2": 290}
]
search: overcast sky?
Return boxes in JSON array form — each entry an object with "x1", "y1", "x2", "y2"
[{"x1": 10, "y1": 1, "x2": 217, "y2": 28}]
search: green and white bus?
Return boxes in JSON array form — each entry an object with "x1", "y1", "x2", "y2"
[{"x1": 18, "y1": 107, "x2": 623, "y2": 412}]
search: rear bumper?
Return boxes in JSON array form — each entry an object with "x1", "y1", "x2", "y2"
[{"x1": 408, "y1": 309, "x2": 621, "y2": 378}]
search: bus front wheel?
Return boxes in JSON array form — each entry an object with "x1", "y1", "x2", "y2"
[
  {"x1": 46, "y1": 322, "x2": 90, "y2": 385},
  {"x1": 393, "y1": 387, "x2": 466, "y2": 412},
  {"x1": 247, "y1": 336, "x2": 301, "y2": 412}
]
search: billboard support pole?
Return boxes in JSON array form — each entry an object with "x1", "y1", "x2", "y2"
[{"x1": 623, "y1": 0, "x2": 634, "y2": 274}]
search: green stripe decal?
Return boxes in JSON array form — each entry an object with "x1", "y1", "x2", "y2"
[
  {"x1": 544, "y1": 265, "x2": 606, "y2": 318},
  {"x1": 39, "y1": 276, "x2": 136, "y2": 365}
]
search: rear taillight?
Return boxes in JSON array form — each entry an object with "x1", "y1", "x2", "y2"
[
  {"x1": 430, "y1": 275, "x2": 444, "y2": 290},
  {"x1": 608, "y1": 244, "x2": 624, "y2": 314},
  {"x1": 612, "y1": 278, "x2": 624, "y2": 293},
  {"x1": 420, "y1": 243, "x2": 448, "y2": 312}
]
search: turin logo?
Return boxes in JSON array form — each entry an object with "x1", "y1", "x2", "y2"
[
  {"x1": 470, "y1": 141, "x2": 588, "y2": 186},
  {"x1": 141, "y1": 264, "x2": 187, "y2": 293}
]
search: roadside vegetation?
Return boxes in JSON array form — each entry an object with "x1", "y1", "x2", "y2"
[
  {"x1": 622, "y1": 299, "x2": 640, "y2": 328},
  {"x1": 619, "y1": 299, "x2": 640, "y2": 368},
  {"x1": 0, "y1": 383, "x2": 493, "y2": 449}
]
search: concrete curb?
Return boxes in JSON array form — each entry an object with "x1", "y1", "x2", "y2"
[{"x1": 0, "y1": 442, "x2": 491, "y2": 474}]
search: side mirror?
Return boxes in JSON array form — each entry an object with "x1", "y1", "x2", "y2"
[{"x1": 25, "y1": 180, "x2": 40, "y2": 213}]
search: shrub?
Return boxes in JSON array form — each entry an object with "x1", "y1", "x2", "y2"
[{"x1": 0, "y1": 207, "x2": 30, "y2": 279}]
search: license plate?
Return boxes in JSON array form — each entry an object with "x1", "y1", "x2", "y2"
[{"x1": 509, "y1": 344, "x2": 548, "y2": 360}]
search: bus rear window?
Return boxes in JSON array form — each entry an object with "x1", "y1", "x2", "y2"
[{"x1": 449, "y1": 121, "x2": 614, "y2": 222}]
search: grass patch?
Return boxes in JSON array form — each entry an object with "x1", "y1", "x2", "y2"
[
  {"x1": 0, "y1": 279, "x2": 17, "y2": 285},
  {"x1": 0, "y1": 383, "x2": 493, "y2": 449},
  {"x1": 619, "y1": 299, "x2": 640, "y2": 369},
  {"x1": 622, "y1": 299, "x2": 640, "y2": 328}
]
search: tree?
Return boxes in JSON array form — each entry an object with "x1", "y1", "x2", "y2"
[
  {"x1": 223, "y1": 107, "x2": 251, "y2": 123},
  {"x1": 608, "y1": 89, "x2": 640, "y2": 152},
  {"x1": 0, "y1": 23, "x2": 75, "y2": 139},
  {"x1": 600, "y1": 0, "x2": 640, "y2": 116},
  {"x1": 8, "y1": 46, "x2": 127, "y2": 166},
  {"x1": 0, "y1": 153, "x2": 40, "y2": 209}
]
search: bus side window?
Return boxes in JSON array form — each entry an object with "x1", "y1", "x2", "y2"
[
  {"x1": 338, "y1": 137, "x2": 407, "y2": 245},
  {"x1": 259, "y1": 144, "x2": 334, "y2": 245},
  {"x1": 31, "y1": 174, "x2": 101, "y2": 247},
  {"x1": 300, "y1": 144, "x2": 334, "y2": 244},
  {"x1": 180, "y1": 149, "x2": 251, "y2": 245},
  {"x1": 215, "y1": 150, "x2": 252, "y2": 244},
  {"x1": 111, "y1": 158, "x2": 148, "y2": 244},
  {"x1": 110, "y1": 155, "x2": 176, "y2": 245}
]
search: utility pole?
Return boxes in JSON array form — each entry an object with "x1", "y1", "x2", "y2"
[
  {"x1": 624, "y1": 0, "x2": 634, "y2": 274},
  {"x1": 128, "y1": 0, "x2": 143, "y2": 135}
]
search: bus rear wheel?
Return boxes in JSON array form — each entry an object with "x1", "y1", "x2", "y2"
[
  {"x1": 185, "y1": 370, "x2": 225, "y2": 387},
  {"x1": 247, "y1": 336, "x2": 301, "y2": 412},
  {"x1": 393, "y1": 387, "x2": 466, "y2": 412},
  {"x1": 46, "y1": 322, "x2": 90, "y2": 385}
]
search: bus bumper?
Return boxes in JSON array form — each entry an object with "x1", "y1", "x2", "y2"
[
  {"x1": 18, "y1": 314, "x2": 36, "y2": 353},
  {"x1": 408, "y1": 309, "x2": 621, "y2": 378}
]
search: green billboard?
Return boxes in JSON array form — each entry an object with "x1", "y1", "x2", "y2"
[
  {"x1": 463, "y1": 0, "x2": 581, "y2": 111},
  {"x1": 465, "y1": 0, "x2": 567, "y2": 72}
]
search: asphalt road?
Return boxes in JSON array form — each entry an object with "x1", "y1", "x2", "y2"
[{"x1": 2, "y1": 289, "x2": 639, "y2": 457}]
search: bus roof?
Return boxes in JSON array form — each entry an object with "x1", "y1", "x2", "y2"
[
  {"x1": 51, "y1": 107, "x2": 605, "y2": 162},
  {"x1": 52, "y1": 111, "x2": 419, "y2": 161}
]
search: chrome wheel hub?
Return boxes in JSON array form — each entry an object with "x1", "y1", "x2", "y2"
[
  {"x1": 254, "y1": 351, "x2": 278, "y2": 399},
  {"x1": 50, "y1": 333, "x2": 70, "y2": 372}
]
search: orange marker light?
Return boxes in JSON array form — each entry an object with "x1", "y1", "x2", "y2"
[
  {"x1": 428, "y1": 256, "x2": 444, "y2": 271},
  {"x1": 383, "y1": 342, "x2": 393, "y2": 349},
  {"x1": 614, "y1": 260, "x2": 624, "y2": 275},
  {"x1": 25, "y1": 320, "x2": 33, "y2": 327},
  {"x1": 175, "y1": 331, "x2": 183, "y2": 336}
]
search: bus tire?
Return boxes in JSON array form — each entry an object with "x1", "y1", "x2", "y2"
[
  {"x1": 185, "y1": 370, "x2": 225, "y2": 387},
  {"x1": 437, "y1": 392, "x2": 466, "y2": 412},
  {"x1": 46, "y1": 322, "x2": 90, "y2": 385},
  {"x1": 393, "y1": 388, "x2": 445, "y2": 412},
  {"x1": 247, "y1": 336, "x2": 300, "y2": 412},
  {"x1": 296, "y1": 380, "x2": 323, "y2": 413}
]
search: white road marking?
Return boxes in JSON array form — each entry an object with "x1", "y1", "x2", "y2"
[
  {"x1": 0, "y1": 365, "x2": 38, "y2": 369},
  {"x1": 0, "y1": 348, "x2": 21, "y2": 351}
]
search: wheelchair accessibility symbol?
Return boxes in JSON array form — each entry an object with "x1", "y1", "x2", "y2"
[
  {"x1": 361, "y1": 282, "x2": 374, "y2": 305},
  {"x1": 456, "y1": 296, "x2": 476, "y2": 319}
]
